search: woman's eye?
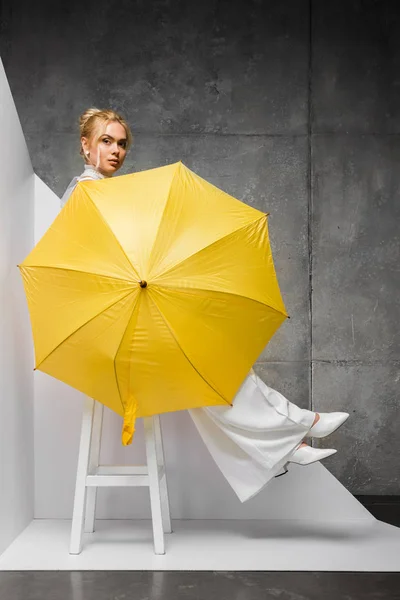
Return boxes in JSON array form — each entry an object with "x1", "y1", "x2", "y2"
[{"x1": 103, "y1": 138, "x2": 110, "y2": 144}]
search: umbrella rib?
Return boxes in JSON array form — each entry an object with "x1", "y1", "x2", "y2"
[
  {"x1": 150, "y1": 213, "x2": 269, "y2": 281},
  {"x1": 152, "y1": 284, "x2": 289, "y2": 317},
  {"x1": 80, "y1": 185, "x2": 141, "y2": 281},
  {"x1": 35, "y1": 288, "x2": 136, "y2": 402},
  {"x1": 20, "y1": 264, "x2": 136, "y2": 285},
  {"x1": 146, "y1": 163, "x2": 180, "y2": 276},
  {"x1": 148, "y1": 292, "x2": 231, "y2": 406}
]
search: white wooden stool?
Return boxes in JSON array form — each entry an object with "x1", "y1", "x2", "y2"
[{"x1": 69, "y1": 396, "x2": 172, "y2": 555}]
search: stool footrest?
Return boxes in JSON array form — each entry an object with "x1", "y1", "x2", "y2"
[
  {"x1": 86, "y1": 474, "x2": 149, "y2": 487},
  {"x1": 96, "y1": 465, "x2": 148, "y2": 476},
  {"x1": 86, "y1": 467, "x2": 165, "y2": 487}
]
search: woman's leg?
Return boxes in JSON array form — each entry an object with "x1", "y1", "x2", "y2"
[
  {"x1": 189, "y1": 405, "x2": 291, "y2": 503},
  {"x1": 188, "y1": 371, "x2": 317, "y2": 502}
]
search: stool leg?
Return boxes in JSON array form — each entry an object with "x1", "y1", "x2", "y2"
[
  {"x1": 153, "y1": 415, "x2": 172, "y2": 534},
  {"x1": 85, "y1": 402, "x2": 104, "y2": 533},
  {"x1": 144, "y1": 417, "x2": 165, "y2": 555},
  {"x1": 70, "y1": 396, "x2": 95, "y2": 554}
]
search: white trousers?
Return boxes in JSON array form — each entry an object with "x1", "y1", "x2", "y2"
[{"x1": 188, "y1": 371, "x2": 316, "y2": 503}]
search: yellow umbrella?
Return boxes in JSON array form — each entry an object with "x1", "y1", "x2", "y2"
[{"x1": 18, "y1": 161, "x2": 289, "y2": 445}]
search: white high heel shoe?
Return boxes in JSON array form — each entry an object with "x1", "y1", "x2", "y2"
[
  {"x1": 288, "y1": 445, "x2": 337, "y2": 465},
  {"x1": 305, "y1": 412, "x2": 349, "y2": 439},
  {"x1": 274, "y1": 444, "x2": 337, "y2": 477}
]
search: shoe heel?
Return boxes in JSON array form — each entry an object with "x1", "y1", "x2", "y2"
[{"x1": 274, "y1": 463, "x2": 289, "y2": 478}]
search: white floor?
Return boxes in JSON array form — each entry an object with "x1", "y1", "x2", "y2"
[
  {"x1": 1, "y1": 462, "x2": 400, "y2": 571},
  {"x1": 1, "y1": 517, "x2": 400, "y2": 571}
]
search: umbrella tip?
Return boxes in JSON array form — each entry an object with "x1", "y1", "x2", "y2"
[{"x1": 139, "y1": 280, "x2": 148, "y2": 288}]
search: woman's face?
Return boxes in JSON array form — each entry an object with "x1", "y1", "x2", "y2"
[{"x1": 81, "y1": 121, "x2": 128, "y2": 176}]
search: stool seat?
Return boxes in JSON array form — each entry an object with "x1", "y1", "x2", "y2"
[{"x1": 69, "y1": 396, "x2": 172, "y2": 555}]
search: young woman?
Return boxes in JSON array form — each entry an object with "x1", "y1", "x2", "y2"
[{"x1": 60, "y1": 108, "x2": 349, "y2": 503}]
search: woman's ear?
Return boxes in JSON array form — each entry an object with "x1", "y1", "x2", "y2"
[{"x1": 81, "y1": 136, "x2": 89, "y2": 154}]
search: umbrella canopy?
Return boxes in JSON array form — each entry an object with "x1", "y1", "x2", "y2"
[{"x1": 18, "y1": 161, "x2": 289, "y2": 445}]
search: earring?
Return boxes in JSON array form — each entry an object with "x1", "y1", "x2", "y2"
[{"x1": 85, "y1": 151, "x2": 89, "y2": 155}]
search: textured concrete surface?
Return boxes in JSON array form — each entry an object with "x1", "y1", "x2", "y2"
[
  {"x1": 0, "y1": 0, "x2": 399, "y2": 494},
  {"x1": 0, "y1": 0, "x2": 309, "y2": 136},
  {"x1": 312, "y1": 2, "x2": 400, "y2": 133},
  {"x1": 1, "y1": 571, "x2": 400, "y2": 600},
  {"x1": 312, "y1": 134, "x2": 400, "y2": 361},
  {"x1": 313, "y1": 361, "x2": 400, "y2": 494}
]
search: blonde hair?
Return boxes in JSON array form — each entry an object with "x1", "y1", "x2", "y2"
[{"x1": 79, "y1": 107, "x2": 133, "y2": 162}]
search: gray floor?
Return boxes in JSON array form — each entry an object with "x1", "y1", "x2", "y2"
[
  {"x1": 2, "y1": 503, "x2": 400, "y2": 597},
  {"x1": 1, "y1": 571, "x2": 400, "y2": 600}
]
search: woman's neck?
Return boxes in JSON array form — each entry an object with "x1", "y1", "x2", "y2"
[{"x1": 83, "y1": 163, "x2": 112, "y2": 178}]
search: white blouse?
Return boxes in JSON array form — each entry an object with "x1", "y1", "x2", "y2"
[{"x1": 60, "y1": 164, "x2": 111, "y2": 208}]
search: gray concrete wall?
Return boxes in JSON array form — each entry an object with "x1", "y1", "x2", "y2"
[{"x1": 1, "y1": 0, "x2": 398, "y2": 495}]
